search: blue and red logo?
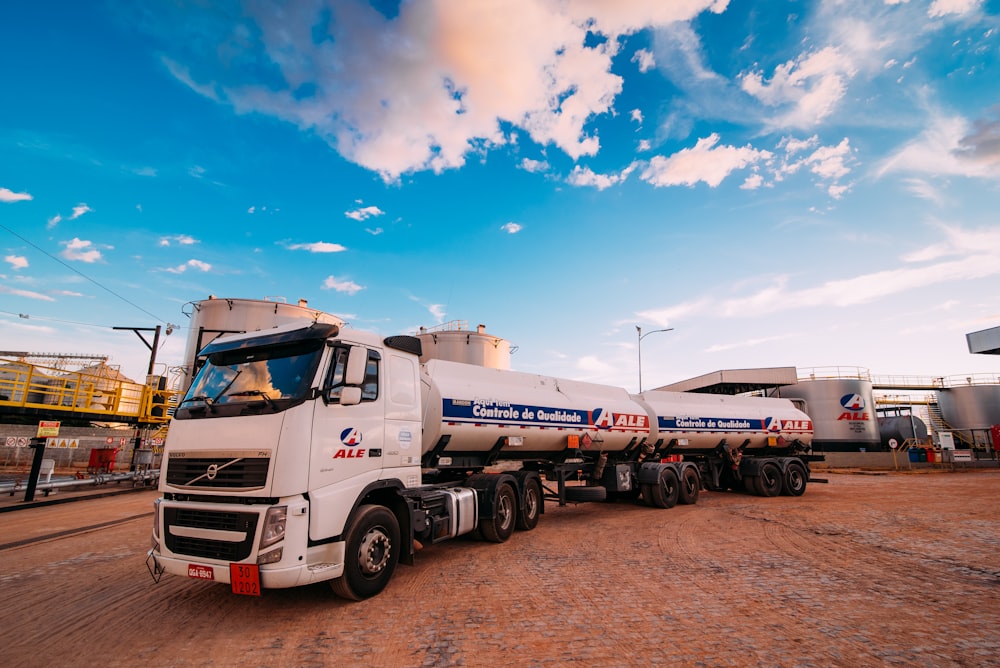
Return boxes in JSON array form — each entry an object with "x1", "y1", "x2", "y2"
[
  {"x1": 340, "y1": 428, "x2": 363, "y2": 446},
  {"x1": 840, "y1": 394, "x2": 866, "y2": 411}
]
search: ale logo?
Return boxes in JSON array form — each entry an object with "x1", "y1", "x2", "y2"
[
  {"x1": 592, "y1": 408, "x2": 614, "y2": 429},
  {"x1": 837, "y1": 393, "x2": 870, "y2": 421},
  {"x1": 840, "y1": 394, "x2": 866, "y2": 411},
  {"x1": 340, "y1": 428, "x2": 363, "y2": 446},
  {"x1": 765, "y1": 417, "x2": 781, "y2": 432}
]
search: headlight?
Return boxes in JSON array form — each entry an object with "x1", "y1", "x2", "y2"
[{"x1": 259, "y1": 506, "x2": 287, "y2": 549}]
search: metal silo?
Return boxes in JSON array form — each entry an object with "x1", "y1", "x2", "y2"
[
  {"x1": 416, "y1": 322, "x2": 511, "y2": 369},
  {"x1": 772, "y1": 369, "x2": 881, "y2": 451}
]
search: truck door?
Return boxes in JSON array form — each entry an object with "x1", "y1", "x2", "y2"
[{"x1": 309, "y1": 344, "x2": 386, "y2": 493}]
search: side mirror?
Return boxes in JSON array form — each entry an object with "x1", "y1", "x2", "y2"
[
  {"x1": 339, "y1": 386, "x2": 362, "y2": 406},
  {"x1": 345, "y1": 347, "x2": 368, "y2": 386}
]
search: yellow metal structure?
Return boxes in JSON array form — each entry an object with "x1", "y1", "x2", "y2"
[{"x1": 0, "y1": 358, "x2": 178, "y2": 425}]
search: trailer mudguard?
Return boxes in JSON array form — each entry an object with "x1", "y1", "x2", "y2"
[
  {"x1": 464, "y1": 473, "x2": 517, "y2": 520},
  {"x1": 637, "y1": 461, "x2": 678, "y2": 485}
]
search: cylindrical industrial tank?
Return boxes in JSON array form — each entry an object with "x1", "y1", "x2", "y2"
[
  {"x1": 637, "y1": 391, "x2": 813, "y2": 452},
  {"x1": 877, "y1": 415, "x2": 928, "y2": 449},
  {"x1": 421, "y1": 359, "x2": 651, "y2": 456},
  {"x1": 416, "y1": 323, "x2": 511, "y2": 369},
  {"x1": 180, "y1": 297, "x2": 344, "y2": 390},
  {"x1": 772, "y1": 378, "x2": 881, "y2": 451},
  {"x1": 936, "y1": 384, "x2": 1000, "y2": 429}
]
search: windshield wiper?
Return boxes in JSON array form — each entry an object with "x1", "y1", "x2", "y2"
[
  {"x1": 228, "y1": 389, "x2": 276, "y2": 408},
  {"x1": 180, "y1": 395, "x2": 214, "y2": 406}
]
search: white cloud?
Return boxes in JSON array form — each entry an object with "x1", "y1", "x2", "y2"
[
  {"x1": 632, "y1": 48, "x2": 655, "y2": 73},
  {"x1": 641, "y1": 223, "x2": 1000, "y2": 321},
  {"x1": 365, "y1": 227, "x2": 384, "y2": 236},
  {"x1": 637, "y1": 139, "x2": 652, "y2": 152},
  {"x1": 641, "y1": 134, "x2": 771, "y2": 188},
  {"x1": 740, "y1": 173, "x2": 764, "y2": 190},
  {"x1": 519, "y1": 158, "x2": 550, "y2": 173},
  {"x1": 345, "y1": 205, "x2": 384, "y2": 222},
  {"x1": 501, "y1": 222, "x2": 523, "y2": 234},
  {"x1": 877, "y1": 110, "x2": 1000, "y2": 180},
  {"x1": 159, "y1": 234, "x2": 198, "y2": 247},
  {"x1": 287, "y1": 241, "x2": 348, "y2": 253},
  {"x1": 428, "y1": 304, "x2": 447, "y2": 323},
  {"x1": 928, "y1": 0, "x2": 982, "y2": 18},
  {"x1": 566, "y1": 165, "x2": 627, "y2": 190},
  {"x1": 165, "y1": 259, "x2": 212, "y2": 273},
  {"x1": 163, "y1": 0, "x2": 729, "y2": 180},
  {"x1": 0, "y1": 187, "x2": 32, "y2": 203},
  {"x1": 630, "y1": 108, "x2": 643, "y2": 124},
  {"x1": 0, "y1": 285, "x2": 55, "y2": 301},
  {"x1": 47, "y1": 214, "x2": 62, "y2": 229},
  {"x1": 69, "y1": 203, "x2": 92, "y2": 220},
  {"x1": 322, "y1": 276, "x2": 365, "y2": 295},
  {"x1": 60, "y1": 238, "x2": 104, "y2": 263},
  {"x1": 740, "y1": 47, "x2": 855, "y2": 129},
  {"x1": 5, "y1": 255, "x2": 28, "y2": 270}
]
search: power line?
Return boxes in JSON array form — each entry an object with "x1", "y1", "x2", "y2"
[{"x1": 0, "y1": 221, "x2": 167, "y2": 323}]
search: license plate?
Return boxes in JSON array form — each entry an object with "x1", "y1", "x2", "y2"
[
  {"x1": 188, "y1": 564, "x2": 214, "y2": 580},
  {"x1": 230, "y1": 563, "x2": 261, "y2": 596}
]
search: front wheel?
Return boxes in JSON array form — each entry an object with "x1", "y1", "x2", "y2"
[{"x1": 331, "y1": 504, "x2": 400, "y2": 601}]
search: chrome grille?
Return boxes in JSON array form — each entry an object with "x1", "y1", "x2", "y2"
[{"x1": 165, "y1": 456, "x2": 269, "y2": 489}]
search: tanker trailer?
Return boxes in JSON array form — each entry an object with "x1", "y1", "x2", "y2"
[
  {"x1": 151, "y1": 311, "x2": 822, "y2": 601},
  {"x1": 636, "y1": 391, "x2": 816, "y2": 496}
]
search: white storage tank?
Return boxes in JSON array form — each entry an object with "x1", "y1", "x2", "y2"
[
  {"x1": 936, "y1": 382, "x2": 1000, "y2": 429},
  {"x1": 180, "y1": 297, "x2": 344, "y2": 390},
  {"x1": 772, "y1": 374, "x2": 881, "y2": 451},
  {"x1": 416, "y1": 322, "x2": 511, "y2": 369}
]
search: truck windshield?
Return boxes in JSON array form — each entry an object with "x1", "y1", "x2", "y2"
[{"x1": 177, "y1": 340, "x2": 324, "y2": 418}]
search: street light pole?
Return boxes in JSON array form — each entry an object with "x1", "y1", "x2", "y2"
[{"x1": 636, "y1": 325, "x2": 674, "y2": 393}]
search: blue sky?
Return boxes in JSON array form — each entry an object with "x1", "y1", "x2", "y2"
[{"x1": 2, "y1": 0, "x2": 999, "y2": 390}]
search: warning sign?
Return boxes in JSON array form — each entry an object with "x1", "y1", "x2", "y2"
[
  {"x1": 37, "y1": 421, "x2": 61, "y2": 438},
  {"x1": 4, "y1": 437, "x2": 15, "y2": 447},
  {"x1": 46, "y1": 438, "x2": 79, "y2": 449}
]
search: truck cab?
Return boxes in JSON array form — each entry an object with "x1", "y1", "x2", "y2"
[{"x1": 151, "y1": 322, "x2": 424, "y2": 596}]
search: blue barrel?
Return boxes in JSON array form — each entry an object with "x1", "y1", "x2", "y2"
[{"x1": 908, "y1": 448, "x2": 920, "y2": 463}]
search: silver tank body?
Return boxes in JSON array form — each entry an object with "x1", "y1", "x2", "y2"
[
  {"x1": 180, "y1": 297, "x2": 343, "y2": 390},
  {"x1": 637, "y1": 390, "x2": 813, "y2": 452},
  {"x1": 877, "y1": 415, "x2": 928, "y2": 448},
  {"x1": 773, "y1": 378, "x2": 880, "y2": 448},
  {"x1": 936, "y1": 385, "x2": 1000, "y2": 429},
  {"x1": 420, "y1": 360, "x2": 814, "y2": 457}
]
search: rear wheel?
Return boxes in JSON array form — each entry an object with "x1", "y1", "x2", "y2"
[
  {"x1": 331, "y1": 504, "x2": 400, "y2": 601},
  {"x1": 648, "y1": 468, "x2": 680, "y2": 509},
  {"x1": 479, "y1": 482, "x2": 517, "y2": 543},
  {"x1": 757, "y1": 462, "x2": 782, "y2": 497},
  {"x1": 516, "y1": 477, "x2": 542, "y2": 530},
  {"x1": 781, "y1": 461, "x2": 808, "y2": 496},
  {"x1": 742, "y1": 475, "x2": 761, "y2": 496},
  {"x1": 678, "y1": 466, "x2": 700, "y2": 505}
]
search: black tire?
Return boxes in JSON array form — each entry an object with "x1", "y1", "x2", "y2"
[
  {"x1": 563, "y1": 485, "x2": 607, "y2": 502},
  {"x1": 678, "y1": 466, "x2": 700, "y2": 505},
  {"x1": 648, "y1": 468, "x2": 680, "y2": 509},
  {"x1": 781, "y1": 461, "x2": 808, "y2": 496},
  {"x1": 742, "y1": 474, "x2": 761, "y2": 496},
  {"x1": 479, "y1": 482, "x2": 517, "y2": 543},
  {"x1": 757, "y1": 462, "x2": 782, "y2": 497},
  {"x1": 516, "y1": 477, "x2": 542, "y2": 530},
  {"x1": 331, "y1": 504, "x2": 400, "y2": 601},
  {"x1": 641, "y1": 483, "x2": 657, "y2": 506}
]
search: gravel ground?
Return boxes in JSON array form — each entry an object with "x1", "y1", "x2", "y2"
[{"x1": 1, "y1": 470, "x2": 997, "y2": 667}]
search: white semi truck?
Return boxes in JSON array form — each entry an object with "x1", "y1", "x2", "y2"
[{"x1": 148, "y1": 298, "x2": 818, "y2": 600}]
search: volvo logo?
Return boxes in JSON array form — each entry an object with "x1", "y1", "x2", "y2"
[{"x1": 206, "y1": 464, "x2": 219, "y2": 480}]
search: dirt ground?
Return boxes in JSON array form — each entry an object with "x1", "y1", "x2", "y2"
[{"x1": 1, "y1": 470, "x2": 998, "y2": 667}]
